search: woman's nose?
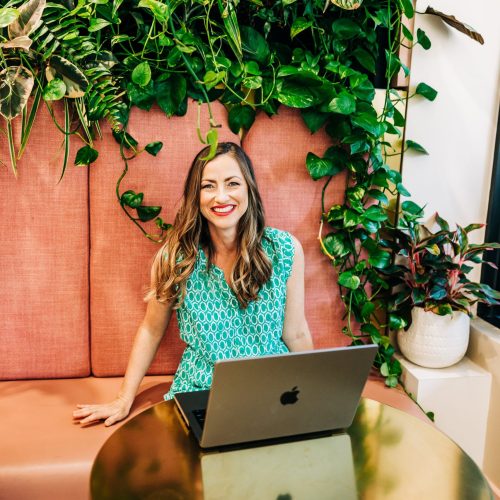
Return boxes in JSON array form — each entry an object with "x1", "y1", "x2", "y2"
[{"x1": 214, "y1": 187, "x2": 230, "y2": 203}]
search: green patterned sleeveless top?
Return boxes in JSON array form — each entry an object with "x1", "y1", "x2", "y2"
[{"x1": 164, "y1": 227, "x2": 295, "y2": 400}]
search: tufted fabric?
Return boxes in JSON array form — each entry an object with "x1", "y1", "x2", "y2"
[{"x1": 0, "y1": 103, "x2": 90, "y2": 379}]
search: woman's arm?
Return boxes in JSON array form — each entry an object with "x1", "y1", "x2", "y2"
[
  {"x1": 73, "y1": 298, "x2": 174, "y2": 426},
  {"x1": 282, "y1": 235, "x2": 314, "y2": 352}
]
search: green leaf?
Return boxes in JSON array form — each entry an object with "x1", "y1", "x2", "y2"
[
  {"x1": 240, "y1": 25, "x2": 270, "y2": 64},
  {"x1": 401, "y1": 200, "x2": 423, "y2": 215},
  {"x1": 228, "y1": 105, "x2": 256, "y2": 134},
  {"x1": 380, "y1": 362, "x2": 389, "y2": 377},
  {"x1": 132, "y1": 62, "x2": 152, "y2": 87},
  {"x1": 389, "y1": 314, "x2": 407, "y2": 330},
  {"x1": 332, "y1": 18, "x2": 362, "y2": 39},
  {"x1": 89, "y1": 18, "x2": 111, "y2": 32},
  {"x1": 322, "y1": 233, "x2": 350, "y2": 258},
  {"x1": 393, "y1": 107, "x2": 405, "y2": 127},
  {"x1": 42, "y1": 78, "x2": 66, "y2": 101},
  {"x1": 350, "y1": 77, "x2": 375, "y2": 102},
  {"x1": 327, "y1": 92, "x2": 356, "y2": 115},
  {"x1": 412, "y1": 289, "x2": 426, "y2": 305},
  {"x1": 127, "y1": 81, "x2": 155, "y2": 110},
  {"x1": 435, "y1": 304, "x2": 453, "y2": 316},
  {"x1": 364, "y1": 206, "x2": 388, "y2": 222},
  {"x1": 405, "y1": 139, "x2": 429, "y2": 154},
  {"x1": 145, "y1": 141, "x2": 163, "y2": 156},
  {"x1": 353, "y1": 48, "x2": 376, "y2": 73},
  {"x1": 338, "y1": 271, "x2": 361, "y2": 290},
  {"x1": 0, "y1": 7, "x2": 19, "y2": 28},
  {"x1": 344, "y1": 209, "x2": 360, "y2": 228},
  {"x1": 351, "y1": 113, "x2": 384, "y2": 137},
  {"x1": 74, "y1": 145, "x2": 99, "y2": 166},
  {"x1": 400, "y1": 0, "x2": 414, "y2": 18},
  {"x1": 121, "y1": 190, "x2": 144, "y2": 208},
  {"x1": 417, "y1": 28, "x2": 432, "y2": 49},
  {"x1": 464, "y1": 223, "x2": 484, "y2": 233},
  {"x1": 301, "y1": 109, "x2": 328, "y2": 133},
  {"x1": 0, "y1": 66, "x2": 35, "y2": 120},
  {"x1": 136, "y1": 205, "x2": 162, "y2": 222},
  {"x1": 368, "y1": 189, "x2": 389, "y2": 205},
  {"x1": 385, "y1": 375, "x2": 398, "y2": 388},
  {"x1": 402, "y1": 24, "x2": 414, "y2": 41},
  {"x1": 361, "y1": 302, "x2": 375, "y2": 320},
  {"x1": 242, "y1": 75, "x2": 262, "y2": 89},
  {"x1": 290, "y1": 17, "x2": 312, "y2": 39},
  {"x1": 386, "y1": 50, "x2": 401, "y2": 78},
  {"x1": 276, "y1": 81, "x2": 322, "y2": 108},
  {"x1": 155, "y1": 75, "x2": 187, "y2": 117},
  {"x1": 396, "y1": 183, "x2": 411, "y2": 197},
  {"x1": 415, "y1": 82, "x2": 438, "y2": 101},
  {"x1": 201, "y1": 128, "x2": 218, "y2": 161},
  {"x1": 369, "y1": 248, "x2": 392, "y2": 269},
  {"x1": 138, "y1": 0, "x2": 170, "y2": 23},
  {"x1": 155, "y1": 217, "x2": 172, "y2": 230},
  {"x1": 203, "y1": 70, "x2": 226, "y2": 90},
  {"x1": 306, "y1": 153, "x2": 343, "y2": 180},
  {"x1": 429, "y1": 285, "x2": 447, "y2": 300}
]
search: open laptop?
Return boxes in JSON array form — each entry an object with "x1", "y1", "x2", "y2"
[{"x1": 173, "y1": 344, "x2": 377, "y2": 448}]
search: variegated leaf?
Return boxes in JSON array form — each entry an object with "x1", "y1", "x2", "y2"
[
  {"x1": 46, "y1": 55, "x2": 89, "y2": 98},
  {"x1": 1, "y1": 35, "x2": 33, "y2": 51},
  {"x1": 0, "y1": 66, "x2": 35, "y2": 120},
  {"x1": 330, "y1": 0, "x2": 363, "y2": 10},
  {"x1": 8, "y1": 0, "x2": 46, "y2": 38}
]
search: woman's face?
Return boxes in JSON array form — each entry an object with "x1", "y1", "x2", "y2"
[{"x1": 199, "y1": 153, "x2": 249, "y2": 235}]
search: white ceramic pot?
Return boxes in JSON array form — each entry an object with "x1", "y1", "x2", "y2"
[{"x1": 397, "y1": 308, "x2": 470, "y2": 368}]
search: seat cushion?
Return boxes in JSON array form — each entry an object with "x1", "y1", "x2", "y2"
[{"x1": 0, "y1": 376, "x2": 172, "y2": 500}]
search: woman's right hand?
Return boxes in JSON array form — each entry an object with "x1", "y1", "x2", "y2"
[{"x1": 73, "y1": 396, "x2": 132, "y2": 427}]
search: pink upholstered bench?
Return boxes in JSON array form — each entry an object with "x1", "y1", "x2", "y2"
[{"x1": 0, "y1": 102, "x2": 425, "y2": 499}]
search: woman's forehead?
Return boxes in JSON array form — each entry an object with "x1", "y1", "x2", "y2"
[{"x1": 202, "y1": 154, "x2": 244, "y2": 179}]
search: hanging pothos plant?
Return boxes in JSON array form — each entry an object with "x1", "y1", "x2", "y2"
[{"x1": 0, "y1": 0, "x2": 483, "y2": 386}]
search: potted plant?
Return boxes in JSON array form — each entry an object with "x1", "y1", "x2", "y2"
[{"x1": 380, "y1": 201, "x2": 500, "y2": 368}]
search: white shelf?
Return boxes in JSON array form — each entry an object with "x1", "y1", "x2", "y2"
[{"x1": 397, "y1": 354, "x2": 491, "y2": 466}]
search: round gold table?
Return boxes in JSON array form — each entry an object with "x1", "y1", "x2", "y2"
[{"x1": 90, "y1": 399, "x2": 493, "y2": 499}]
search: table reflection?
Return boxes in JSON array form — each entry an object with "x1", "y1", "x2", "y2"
[
  {"x1": 201, "y1": 433, "x2": 356, "y2": 500},
  {"x1": 90, "y1": 399, "x2": 493, "y2": 500}
]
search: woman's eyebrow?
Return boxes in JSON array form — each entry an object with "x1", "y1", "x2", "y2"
[{"x1": 201, "y1": 175, "x2": 242, "y2": 182}]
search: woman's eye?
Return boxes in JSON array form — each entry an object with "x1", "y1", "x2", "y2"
[
  {"x1": 228, "y1": 181, "x2": 240, "y2": 187},
  {"x1": 201, "y1": 184, "x2": 213, "y2": 190}
]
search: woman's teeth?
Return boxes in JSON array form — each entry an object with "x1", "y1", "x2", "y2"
[{"x1": 213, "y1": 206, "x2": 234, "y2": 213}]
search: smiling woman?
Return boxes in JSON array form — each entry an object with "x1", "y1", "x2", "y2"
[{"x1": 73, "y1": 142, "x2": 313, "y2": 427}]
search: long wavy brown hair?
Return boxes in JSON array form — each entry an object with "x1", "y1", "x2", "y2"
[{"x1": 145, "y1": 142, "x2": 272, "y2": 309}]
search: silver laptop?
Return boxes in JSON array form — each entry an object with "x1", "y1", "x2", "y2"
[{"x1": 173, "y1": 344, "x2": 377, "y2": 448}]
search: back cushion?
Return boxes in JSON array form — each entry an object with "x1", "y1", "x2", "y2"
[
  {"x1": 0, "y1": 105, "x2": 90, "y2": 379},
  {"x1": 243, "y1": 107, "x2": 348, "y2": 348},
  {"x1": 89, "y1": 102, "x2": 239, "y2": 376}
]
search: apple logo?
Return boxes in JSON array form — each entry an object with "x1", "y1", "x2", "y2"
[{"x1": 280, "y1": 386, "x2": 300, "y2": 405}]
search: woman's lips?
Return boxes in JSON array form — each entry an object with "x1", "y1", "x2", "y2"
[{"x1": 211, "y1": 205, "x2": 236, "y2": 216}]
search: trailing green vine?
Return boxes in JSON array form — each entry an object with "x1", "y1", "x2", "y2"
[{"x1": 1, "y1": 0, "x2": 453, "y2": 386}]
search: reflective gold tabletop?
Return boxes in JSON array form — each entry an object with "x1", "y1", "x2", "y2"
[{"x1": 90, "y1": 398, "x2": 493, "y2": 499}]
